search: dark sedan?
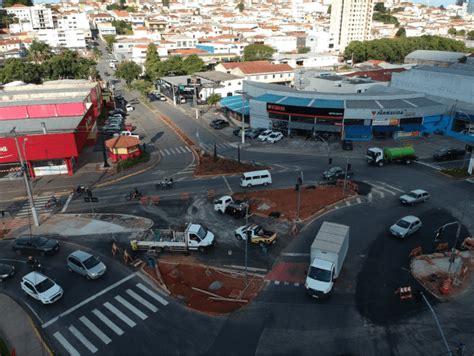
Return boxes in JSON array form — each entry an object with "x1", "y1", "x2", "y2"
[
  {"x1": 0, "y1": 263, "x2": 15, "y2": 282},
  {"x1": 433, "y1": 147, "x2": 466, "y2": 161},
  {"x1": 12, "y1": 235, "x2": 60, "y2": 256},
  {"x1": 322, "y1": 166, "x2": 354, "y2": 180},
  {"x1": 210, "y1": 119, "x2": 229, "y2": 130}
]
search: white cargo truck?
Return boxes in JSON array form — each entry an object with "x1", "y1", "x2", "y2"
[
  {"x1": 304, "y1": 222, "x2": 349, "y2": 298},
  {"x1": 130, "y1": 223, "x2": 215, "y2": 253}
]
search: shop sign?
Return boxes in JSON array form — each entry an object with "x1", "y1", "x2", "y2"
[
  {"x1": 267, "y1": 103, "x2": 344, "y2": 118},
  {"x1": 372, "y1": 119, "x2": 400, "y2": 126},
  {"x1": 397, "y1": 131, "x2": 420, "y2": 138},
  {"x1": 371, "y1": 109, "x2": 414, "y2": 119},
  {"x1": 0, "y1": 146, "x2": 8, "y2": 153}
]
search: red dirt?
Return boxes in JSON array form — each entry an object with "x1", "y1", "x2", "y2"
[
  {"x1": 234, "y1": 185, "x2": 352, "y2": 221},
  {"x1": 145, "y1": 261, "x2": 264, "y2": 314},
  {"x1": 194, "y1": 153, "x2": 265, "y2": 176},
  {"x1": 265, "y1": 262, "x2": 309, "y2": 284}
]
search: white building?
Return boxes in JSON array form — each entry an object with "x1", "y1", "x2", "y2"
[
  {"x1": 329, "y1": 0, "x2": 374, "y2": 51},
  {"x1": 305, "y1": 73, "x2": 389, "y2": 93},
  {"x1": 97, "y1": 22, "x2": 117, "y2": 39},
  {"x1": 305, "y1": 31, "x2": 332, "y2": 53},
  {"x1": 36, "y1": 29, "x2": 86, "y2": 49},
  {"x1": 56, "y1": 12, "x2": 91, "y2": 39},
  {"x1": 6, "y1": 4, "x2": 54, "y2": 30},
  {"x1": 273, "y1": 53, "x2": 339, "y2": 69},
  {"x1": 264, "y1": 35, "x2": 298, "y2": 53},
  {"x1": 215, "y1": 60, "x2": 294, "y2": 85},
  {"x1": 195, "y1": 71, "x2": 243, "y2": 99}
]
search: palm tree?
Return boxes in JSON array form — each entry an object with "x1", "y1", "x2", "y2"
[{"x1": 28, "y1": 40, "x2": 51, "y2": 64}]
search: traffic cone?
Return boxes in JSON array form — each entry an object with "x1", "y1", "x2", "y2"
[{"x1": 439, "y1": 278, "x2": 452, "y2": 295}]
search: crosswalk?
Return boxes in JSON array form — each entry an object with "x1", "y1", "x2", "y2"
[
  {"x1": 198, "y1": 142, "x2": 234, "y2": 153},
  {"x1": 16, "y1": 195, "x2": 58, "y2": 218},
  {"x1": 52, "y1": 282, "x2": 169, "y2": 356},
  {"x1": 158, "y1": 146, "x2": 192, "y2": 156}
]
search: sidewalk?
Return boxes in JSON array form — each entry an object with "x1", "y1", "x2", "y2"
[{"x1": 0, "y1": 294, "x2": 51, "y2": 356}]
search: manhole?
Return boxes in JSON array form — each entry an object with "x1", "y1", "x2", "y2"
[{"x1": 209, "y1": 281, "x2": 222, "y2": 290}]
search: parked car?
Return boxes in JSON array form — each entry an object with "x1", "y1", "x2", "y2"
[
  {"x1": 233, "y1": 128, "x2": 251, "y2": 137},
  {"x1": 12, "y1": 235, "x2": 60, "y2": 256},
  {"x1": 399, "y1": 189, "x2": 430, "y2": 206},
  {"x1": 126, "y1": 104, "x2": 134, "y2": 112},
  {"x1": 178, "y1": 97, "x2": 186, "y2": 104},
  {"x1": 67, "y1": 250, "x2": 107, "y2": 280},
  {"x1": 266, "y1": 132, "x2": 284, "y2": 143},
  {"x1": 0, "y1": 263, "x2": 15, "y2": 282},
  {"x1": 109, "y1": 109, "x2": 125, "y2": 116},
  {"x1": 21, "y1": 271, "x2": 63, "y2": 304},
  {"x1": 322, "y1": 166, "x2": 354, "y2": 180},
  {"x1": 389, "y1": 215, "x2": 422, "y2": 238},
  {"x1": 433, "y1": 147, "x2": 466, "y2": 161},
  {"x1": 246, "y1": 128, "x2": 265, "y2": 139},
  {"x1": 341, "y1": 140, "x2": 353, "y2": 151},
  {"x1": 210, "y1": 119, "x2": 229, "y2": 130},
  {"x1": 115, "y1": 95, "x2": 124, "y2": 101},
  {"x1": 158, "y1": 94, "x2": 167, "y2": 101},
  {"x1": 257, "y1": 130, "x2": 273, "y2": 141}
]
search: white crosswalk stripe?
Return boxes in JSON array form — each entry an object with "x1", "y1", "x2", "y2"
[
  {"x1": 158, "y1": 146, "x2": 192, "y2": 156},
  {"x1": 53, "y1": 284, "x2": 170, "y2": 356},
  {"x1": 54, "y1": 331, "x2": 81, "y2": 356},
  {"x1": 103, "y1": 302, "x2": 136, "y2": 327},
  {"x1": 69, "y1": 326, "x2": 98, "y2": 354},
  {"x1": 364, "y1": 181, "x2": 404, "y2": 201},
  {"x1": 16, "y1": 196, "x2": 55, "y2": 217}
]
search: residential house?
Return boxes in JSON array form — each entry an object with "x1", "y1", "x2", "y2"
[{"x1": 215, "y1": 60, "x2": 294, "y2": 85}]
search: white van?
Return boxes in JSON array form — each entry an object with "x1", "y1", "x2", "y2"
[{"x1": 240, "y1": 170, "x2": 272, "y2": 188}]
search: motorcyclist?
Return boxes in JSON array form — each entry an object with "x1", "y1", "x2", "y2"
[
  {"x1": 26, "y1": 256, "x2": 39, "y2": 268},
  {"x1": 131, "y1": 187, "x2": 141, "y2": 199},
  {"x1": 168, "y1": 177, "x2": 174, "y2": 187}
]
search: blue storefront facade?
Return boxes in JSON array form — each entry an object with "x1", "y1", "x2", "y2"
[{"x1": 220, "y1": 81, "x2": 474, "y2": 143}]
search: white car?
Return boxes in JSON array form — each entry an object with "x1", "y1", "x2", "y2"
[
  {"x1": 21, "y1": 271, "x2": 63, "y2": 304},
  {"x1": 389, "y1": 215, "x2": 422, "y2": 239},
  {"x1": 126, "y1": 104, "x2": 134, "y2": 112},
  {"x1": 266, "y1": 132, "x2": 283, "y2": 143},
  {"x1": 399, "y1": 189, "x2": 430, "y2": 206},
  {"x1": 258, "y1": 130, "x2": 273, "y2": 141}
]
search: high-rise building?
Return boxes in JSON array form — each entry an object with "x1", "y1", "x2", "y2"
[
  {"x1": 467, "y1": 0, "x2": 474, "y2": 14},
  {"x1": 329, "y1": 0, "x2": 374, "y2": 52}
]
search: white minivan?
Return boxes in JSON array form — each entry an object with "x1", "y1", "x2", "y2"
[{"x1": 240, "y1": 170, "x2": 272, "y2": 188}]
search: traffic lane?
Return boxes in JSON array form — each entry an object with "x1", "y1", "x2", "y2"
[{"x1": 0, "y1": 238, "x2": 134, "y2": 326}]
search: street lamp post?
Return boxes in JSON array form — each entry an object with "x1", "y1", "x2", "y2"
[
  {"x1": 244, "y1": 202, "x2": 249, "y2": 287},
  {"x1": 434, "y1": 221, "x2": 463, "y2": 273},
  {"x1": 11, "y1": 128, "x2": 39, "y2": 227},
  {"x1": 236, "y1": 90, "x2": 248, "y2": 144}
]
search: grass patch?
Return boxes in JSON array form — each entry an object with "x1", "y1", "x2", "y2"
[
  {"x1": 116, "y1": 151, "x2": 150, "y2": 172},
  {"x1": 0, "y1": 338, "x2": 10, "y2": 356},
  {"x1": 441, "y1": 167, "x2": 470, "y2": 178},
  {"x1": 195, "y1": 153, "x2": 265, "y2": 176}
]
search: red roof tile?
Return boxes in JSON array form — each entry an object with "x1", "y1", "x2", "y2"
[
  {"x1": 105, "y1": 136, "x2": 140, "y2": 149},
  {"x1": 221, "y1": 60, "x2": 293, "y2": 74}
]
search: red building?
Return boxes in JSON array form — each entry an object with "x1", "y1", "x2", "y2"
[
  {"x1": 0, "y1": 80, "x2": 103, "y2": 177},
  {"x1": 105, "y1": 136, "x2": 142, "y2": 163}
]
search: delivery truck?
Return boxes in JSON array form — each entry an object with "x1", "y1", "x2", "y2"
[
  {"x1": 366, "y1": 146, "x2": 417, "y2": 166},
  {"x1": 305, "y1": 222, "x2": 349, "y2": 298},
  {"x1": 130, "y1": 223, "x2": 215, "y2": 253}
]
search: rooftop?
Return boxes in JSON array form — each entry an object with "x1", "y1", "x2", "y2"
[
  {"x1": 405, "y1": 50, "x2": 468, "y2": 62},
  {"x1": 221, "y1": 60, "x2": 293, "y2": 74},
  {"x1": 196, "y1": 71, "x2": 242, "y2": 82}
]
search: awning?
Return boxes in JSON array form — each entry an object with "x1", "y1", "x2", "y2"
[
  {"x1": 344, "y1": 125, "x2": 372, "y2": 136},
  {"x1": 220, "y1": 95, "x2": 249, "y2": 115},
  {"x1": 401, "y1": 124, "x2": 426, "y2": 131},
  {"x1": 372, "y1": 125, "x2": 400, "y2": 132}
]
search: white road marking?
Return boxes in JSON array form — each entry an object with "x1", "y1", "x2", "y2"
[
  {"x1": 114, "y1": 295, "x2": 147, "y2": 320},
  {"x1": 54, "y1": 331, "x2": 80, "y2": 356},
  {"x1": 381, "y1": 183, "x2": 405, "y2": 193},
  {"x1": 294, "y1": 283, "x2": 300, "y2": 287},
  {"x1": 92, "y1": 309, "x2": 124, "y2": 336},
  {"x1": 126, "y1": 289, "x2": 158, "y2": 312},
  {"x1": 159, "y1": 150, "x2": 165, "y2": 156},
  {"x1": 345, "y1": 201, "x2": 351, "y2": 206},
  {"x1": 136, "y1": 283, "x2": 169, "y2": 306},
  {"x1": 103, "y1": 302, "x2": 136, "y2": 327},
  {"x1": 223, "y1": 176, "x2": 233, "y2": 194},
  {"x1": 163, "y1": 148, "x2": 170, "y2": 155},
  {"x1": 415, "y1": 160, "x2": 442, "y2": 171},
  {"x1": 168, "y1": 148, "x2": 177, "y2": 154},
  {"x1": 375, "y1": 186, "x2": 397, "y2": 195},
  {"x1": 356, "y1": 198, "x2": 362, "y2": 204},
  {"x1": 42, "y1": 274, "x2": 135, "y2": 328},
  {"x1": 367, "y1": 193, "x2": 373, "y2": 202},
  {"x1": 79, "y1": 316, "x2": 111, "y2": 345},
  {"x1": 281, "y1": 252, "x2": 310, "y2": 257},
  {"x1": 178, "y1": 146, "x2": 187, "y2": 153},
  {"x1": 61, "y1": 193, "x2": 74, "y2": 213},
  {"x1": 185, "y1": 146, "x2": 191, "y2": 152},
  {"x1": 372, "y1": 189, "x2": 385, "y2": 198},
  {"x1": 69, "y1": 325, "x2": 98, "y2": 353},
  {"x1": 274, "y1": 281, "x2": 280, "y2": 285}
]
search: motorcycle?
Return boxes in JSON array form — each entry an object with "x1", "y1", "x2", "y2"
[
  {"x1": 155, "y1": 179, "x2": 174, "y2": 190},
  {"x1": 45, "y1": 197, "x2": 62, "y2": 209},
  {"x1": 126, "y1": 191, "x2": 143, "y2": 201},
  {"x1": 26, "y1": 257, "x2": 45, "y2": 272}
]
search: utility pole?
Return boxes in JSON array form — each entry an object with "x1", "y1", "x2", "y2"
[
  {"x1": 296, "y1": 173, "x2": 303, "y2": 220},
  {"x1": 434, "y1": 220, "x2": 464, "y2": 274},
  {"x1": 11, "y1": 128, "x2": 39, "y2": 227},
  {"x1": 190, "y1": 75, "x2": 200, "y2": 120},
  {"x1": 420, "y1": 292, "x2": 452, "y2": 356},
  {"x1": 244, "y1": 203, "x2": 249, "y2": 287},
  {"x1": 236, "y1": 90, "x2": 248, "y2": 144},
  {"x1": 343, "y1": 157, "x2": 350, "y2": 195}
]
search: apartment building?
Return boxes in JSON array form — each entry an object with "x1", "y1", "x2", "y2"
[
  {"x1": 329, "y1": 0, "x2": 374, "y2": 51},
  {"x1": 36, "y1": 29, "x2": 86, "y2": 49},
  {"x1": 6, "y1": 4, "x2": 54, "y2": 30}
]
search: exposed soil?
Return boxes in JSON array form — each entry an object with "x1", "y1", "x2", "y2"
[
  {"x1": 194, "y1": 153, "x2": 265, "y2": 176},
  {"x1": 145, "y1": 260, "x2": 264, "y2": 314},
  {"x1": 233, "y1": 185, "x2": 352, "y2": 221}
]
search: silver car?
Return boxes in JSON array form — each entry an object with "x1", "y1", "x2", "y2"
[
  {"x1": 67, "y1": 250, "x2": 106, "y2": 280},
  {"x1": 399, "y1": 189, "x2": 430, "y2": 206},
  {"x1": 389, "y1": 215, "x2": 422, "y2": 239}
]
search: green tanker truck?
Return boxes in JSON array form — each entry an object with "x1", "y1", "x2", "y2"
[{"x1": 366, "y1": 146, "x2": 417, "y2": 166}]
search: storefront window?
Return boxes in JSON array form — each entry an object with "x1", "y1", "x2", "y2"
[
  {"x1": 291, "y1": 115, "x2": 315, "y2": 123},
  {"x1": 269, "y1": 112, "x2": 289, "y2": 121},
  {"x1": 343, "y1": 119, "x2": 365, "y2": 126}
]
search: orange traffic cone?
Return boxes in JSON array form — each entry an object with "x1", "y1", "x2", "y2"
[{"x1": 439, "y1": 278, "x2": 452, "y2": 295}]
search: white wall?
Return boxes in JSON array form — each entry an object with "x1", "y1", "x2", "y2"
[{"x1": 36, "y1": 29, "x2": 86, "y2": 49}]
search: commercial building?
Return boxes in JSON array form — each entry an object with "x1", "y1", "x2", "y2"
[
  {"x1": 404, "y1": 50, "x2": 468, "y2": 67},
  {"x1": 220, "y1": 80, "x2": 457, "y2": 142},
  {"x1": 0, "y1": 80, "x2": 103, "y2": 177},
  {"x1": 329, "y1": 0, "x2": 374, "y2": 51},
  {"x1": 467, "y1": 0, "x2": 474, "y2": 14}
]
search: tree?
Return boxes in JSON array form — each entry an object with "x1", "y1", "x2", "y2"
[
  {"x1": 448, "y1": 28, "x2": 457, "y2": 36},
  {"x1": 144, "y1": 43, "x2": 162, "y2": 80},
  {"x1": 243, "y1": 44, "x2": 275, "y2": 61},
  {"x1": 42, "y1": 49, "x2": 97, "y2": 80},
  {"x1": 28, "y1": 40, "x2": 52, "y2": 63},
  {"x1": 236, "y1": 2, "x2": 244, "y2": 12},
  {"x1": 106, "y1": 4, "x2": 121, "y2": 10},
  {"x1": 458, "y1": 29, "x2": 465, "y2": 36},
  {"x1": 162, "y1": 0, "x2": 170, "y2": 7},
  {"x1": 468, "y1": 31, "x2": 474, "y2": 40},
  {"x1": 439, "y1": 4, "x2": 445, "y2": 9},
  {"x1": 161, "y1": 55, "x2": 184, "y2": 76},
  {"x1": 207, "y1": 93, "x2": 221, "y2": 107},
  {"x1": 182, "y1": 54, "x2": 204, "y2": 74},
  {"x1": 0, "y1": 10, "x2": 15, "y2": 29},
  {"x1": 103, "y1": 35, "x2": 116, "y2": 51},
  {"x1": 374, "y1": 2, "x2": 386, "y2": 12},
  {"x1": 112, "y1": 20, "x2": 132, "y2": 35},
  {"x1": 132, "y1": 79, "x2": 154, "y2": 99},
  {"x1": 0, "y1": 58, "x2": 42, "y2": 84},
  {"x1": 115, "y1": 61, "x2": 141, "y2": 85},
  {"x1": 3, "y1": 0, "x2": 32, "y2": 7},
  {"x1": 373, "y1": 12, "x2": 399, "y2": 26},
  {"x1": 298, "y1": 47, "x2": 310, "y2": 54},
  {"x1": 327, "y1": 4, "x2": 331, "y2": 14},
  {"x1": 395, "y1": 27, "x2": 406, "y2": 38}
]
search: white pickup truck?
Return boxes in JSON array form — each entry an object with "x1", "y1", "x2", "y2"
[
  {"x1": 130, "y1": 223, "x2": 215, "y2": 253},
  {"x1": 213, "y1": 195, "x2": 248, "y2": 218},
  {"x1": 114, "y1": 131, "x2": 140, "y2": 139}
]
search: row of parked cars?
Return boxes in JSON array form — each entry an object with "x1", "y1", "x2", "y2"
[
  {"x1": 1, "y1": 235, "x2": 107, "y2": 304},
  {"x1": 102, "y1": 108, "x2": 138, "y2": 137}
]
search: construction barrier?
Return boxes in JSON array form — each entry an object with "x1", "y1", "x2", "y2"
[
  {"x1": 435, "y1": 242, "x2": 449, "y2": 252},
  {"x1": 409, "y1": 246, "x2": 422, "y2": 258},
  {"x1": 395, "y1": 286, "x2": 412, "y2": 301},
  {"x1": 439, "y1": 278, "x2": 452, "y2": 295},
  {"x1": 123, "y1": 249, "x2": 133, "y2": 264},
  {"x1": 111, "y1": 242, "x2": 119, "y2": 257}
]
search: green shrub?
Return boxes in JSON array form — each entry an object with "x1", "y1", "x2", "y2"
[
  {"x1": 116, "y1": 151, "x2": 150, "y2": 172},
  {"x1": 0, "y1": 338, "x2": 10, "y2": 356},
  {"x1": 441, "y1": 167, "x2": 469, "y2": 178}
]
